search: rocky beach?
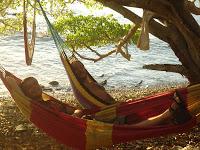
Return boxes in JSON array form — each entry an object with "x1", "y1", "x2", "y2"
[{"x1": 0, "y1": 84, "x2": 199, "y2": 150}]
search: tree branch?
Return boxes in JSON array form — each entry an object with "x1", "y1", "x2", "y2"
[
  {"x1": 73, "y1": 51, "x2": 97, "y2": 61},
  {"x1": 0, "y1": 0, "x2": 13, "y2": 14},
  {"x1": 73, "y1": 49, "x2": 116, "y2": 62},
  {"x1": 185, "y1": 0, "x2": 200, "y2": 15},
  {"x1": 83, "y1": 44, "x2": 102, "y2": 57},
  {"x1": 0, "y1": 19, "x2": 15, "y2": 29},
  {"x1": 93, "y1": 49, "x2": 116, "y2": 62},
  {"x1": 116, "y1": 24, "x2": 140, "y2": 60},
  {"x1": 73, "y1": 24, "x2": 141, "y2": 62},
  {"x1": 96, "y1": 0, "x2": 170, "y2": 43},
  {"x1": 143, "y1": 64, "x2": 189, "y2": 76}
]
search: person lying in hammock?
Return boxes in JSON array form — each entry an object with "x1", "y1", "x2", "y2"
[
  {"x1": 69, "y1": 60, "x2": 192, "y2": 125},
  {"x1": 70, "y1": 59, "x2": 116, "y2": 105},
  {"x1": 20, "y1": 77, "x2": 192, "y2": 127},
  {"x1": 131, "y1": 94, "x2": 192, "y2": 127},
  {"x1": 97, "y1": 92, "x2": 193, "y2": 126},
  {"x1": 20, "y1": 77, "x2": 84, "y2": 118}
]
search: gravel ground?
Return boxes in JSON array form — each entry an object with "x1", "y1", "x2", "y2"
[{"x1": 0, "y1": 84, "x2": 200, "y2": 150}]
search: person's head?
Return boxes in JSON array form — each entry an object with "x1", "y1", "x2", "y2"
[
  {"x1": 71, "y1": 61, "x2": 87, "y2": 81},
  {"x1": 20, "y1": 77, "x2": 42, "y2": 100}
]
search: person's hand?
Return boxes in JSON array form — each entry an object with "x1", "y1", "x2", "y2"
[{"x1": 73, "y1": 109, "x2": 84, "y2": 118}]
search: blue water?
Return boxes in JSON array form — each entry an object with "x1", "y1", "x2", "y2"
[{"x1": 0, "y1": 33, "x2": 188, "y2": 96}]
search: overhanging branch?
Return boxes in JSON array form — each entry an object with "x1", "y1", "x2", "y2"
[
  {"x1": 143, "y1": 64, "x2": 189, "y2": 76},
  {"x1": 74, "y1": 24, "x2": 140, "y2": 62},
  {"x1": 185, "y1": 0, "x2": 200, "y2": 15},
  {"x1": 96, "y1": 0, "x2": 170, "y2": 43}
]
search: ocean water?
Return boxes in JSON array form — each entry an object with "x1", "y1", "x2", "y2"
[
  {"x1": 0, "y1": 33, "x2": 188, "y2": 96},
  {"x1": 1, "y1": 3, "x2": 199, "y2": 97}
]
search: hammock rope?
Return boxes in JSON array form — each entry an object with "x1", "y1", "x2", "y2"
[
  {"x1": 0, "y1": 1, "x2": 200, "y2": 149},
  {"x1": 37, "y1": 0, "x2": 118, "y2": 109},
  {"x1": 137, "y1": 10, "x2": 154, "y2": 50},
  {"x1": 37, "y1": 0, "x2": 71, "y2": 55},
  {"x1": 36, "y1": 0, "x2": 200, "y2": 114},
  {"x1": 36, "y1": 0, "x2": 200, "y2": 124},
  {"x1": 23, "y1": 0, "x2": 37, "y2": 65}
]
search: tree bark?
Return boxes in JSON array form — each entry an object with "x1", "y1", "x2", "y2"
[{"x1": 96, "y1": 0, "x2": 200, "y2": 85}]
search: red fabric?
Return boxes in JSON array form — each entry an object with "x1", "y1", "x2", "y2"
[
  {"x1": 1, "y1": 69, "x2": 198, "y2": 150},
  {"x1": 30, "y1": 102, "x2": 87, "y2": 150},
  {"x1": 112, "y1": 118, "x2": 196, "y2": 144},
  {"x1": 70, "y1": 79, "x2": 100, "y2": 109},
  {"x1": 117, "y1": 91, "x2": 174, "y2": 123}
]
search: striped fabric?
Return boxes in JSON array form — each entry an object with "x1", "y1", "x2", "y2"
[
  {"x1": 1, "y1": 68, "x2": 199, "y2": 150},
  {"x1": 1, "y1": 1, "x2": 198, "y2": 149},
  {"x1": 60, "y1": 53, "x2": 111, "y2": 109},
  {"x1": 37, "y1": 0, "x2": 117, "y2": 110}
]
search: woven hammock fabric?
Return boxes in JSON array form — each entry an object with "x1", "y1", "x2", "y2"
[
  {"x1": 0, "y1": 1, "x2": 199, "y2": 149},
  {"x1": 0, "y1": 67, "x2": 200, "y2": 149},
  {"x1": 36, "y1": 0, "x2": 200, "y2": 123}
]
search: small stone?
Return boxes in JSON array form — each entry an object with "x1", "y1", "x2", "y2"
[
  {"x1": 100, "y1": 80, "x2": 107, "y2": 86},
  {"x1": 15, "y1": 124, "x2": 26, "y2": 132},
  {"x1": 181, "y1": 145, "x2": 198, "y2": 150},
  {"x1": 49, "y1": 81, "x2": 59, "y2": 86},
  {"x1": 55, "y1": 87, "x2": 62, "y2": 91},
  {"x1": 42, "y1": 87, "x2": 53, "y2": 92},
  {"x1": 146, "y1": 146, "x2": 153, "y2": 150},
  {"x1": 99, "y1": 74, "x2": 104, "y2": 77},
  {"x1": 172, "y1": 145, "x2": 183, "y2": 150}
]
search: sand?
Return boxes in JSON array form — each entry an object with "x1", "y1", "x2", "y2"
[{"x1": 0, "y1": 84, "x2": 200, "y2": 150}]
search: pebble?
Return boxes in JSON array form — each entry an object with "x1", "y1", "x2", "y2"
[
  {"x1": 0, "y1": 86, "x2": 200, "y2": 149},
  {"x1": 181, "y1": 145, "x2": 199, "y2": 150},
  {"x1": 49, "y1": 81, "x2": 59, "y2": 86},
  {"x1": 42, "y1": 87, "x2": 53, "y2": 92},
  {"x1": 15, "y1": 124, "x2": 26, "y2": 132},
  {"x1": 100, "y1": 80, "x2": 107, "y2": 86},
  {"x1": 172, "y1": 146, "x2": 183, "y2": 150},
  {"x1": 146, "y1": 146, "x2": 153, "y2": 150},
  {"x1": 99, "y1": 74, "x2": 104, "y2": 77}
]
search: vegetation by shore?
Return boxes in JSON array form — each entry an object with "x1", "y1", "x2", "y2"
[{"x1": 0, "y1": 84, "x2": 199, "y2": 150}]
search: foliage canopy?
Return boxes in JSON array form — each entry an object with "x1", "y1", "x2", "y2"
[
  {"x1": 0, "y1": 0, "x2": 139, "y2": 51},
  {"x1": 54, "y1": 14, "x2": 138, "y2": 50}
]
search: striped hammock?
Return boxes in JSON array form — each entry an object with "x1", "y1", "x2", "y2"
[
  {"x1": 1, "y1": 67, "x2": 200, "y2": 150},
  {"x1": 1, "y1": 1, "x2": 200, "y2": 149},
  {"x1": 37, "y1": 0, "x2": 118, "y2": 109}
]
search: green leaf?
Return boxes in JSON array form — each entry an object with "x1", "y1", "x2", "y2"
[{"x1": 54, "y1": 14, "x2": 139, "y2": 50}]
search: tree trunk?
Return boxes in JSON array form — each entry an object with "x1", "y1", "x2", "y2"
[{"x1": 97, "y1": 0, "x2": 200, "y2": 85}]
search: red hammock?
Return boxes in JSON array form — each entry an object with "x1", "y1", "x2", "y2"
[{"x1": 0, "y1": 67, "x2": 199, "y2": 150}]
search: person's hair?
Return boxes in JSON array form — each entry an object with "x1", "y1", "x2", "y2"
[
  {"x1": 20, "y1": 77, "x2": 42, "y2": 99},
  {"x1": 20, "y1": 77, "x2": 37, "y2": 90},
  {"x1": 70, "y1": 60, "x2": 84, "y2": 69},
  {"x1": 70, "y1": 60, "x2": 88, "y2": 80}
]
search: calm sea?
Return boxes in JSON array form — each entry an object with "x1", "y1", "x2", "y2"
[
  {"x1": 1, "y1": 4, "x2": 199, "y2": 97},
  {"x1": 0, "y1": 33, "x2": 188, "y2": 96}
]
